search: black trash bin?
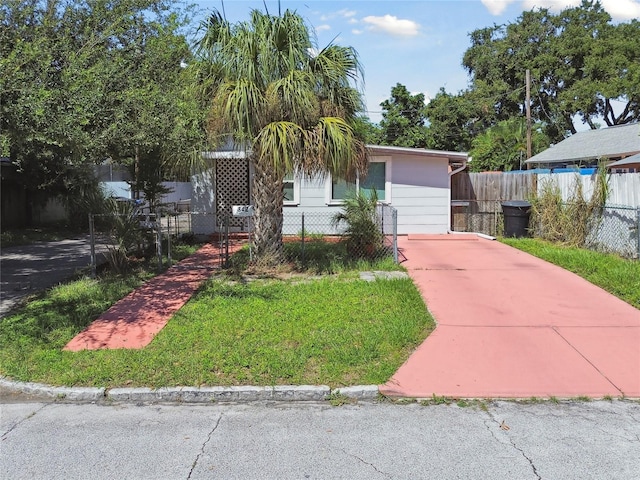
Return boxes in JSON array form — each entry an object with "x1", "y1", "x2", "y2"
[{"x1": 501, "y1": 200, "x2": 531, "y2": 238}]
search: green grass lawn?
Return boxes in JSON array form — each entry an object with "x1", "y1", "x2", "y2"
[
  {"x1": 501, "y1": 237, "x2": 640, "y2": 309},
  {"x1": 0, "y1": 247, "x2": 433, "y2": 388}
]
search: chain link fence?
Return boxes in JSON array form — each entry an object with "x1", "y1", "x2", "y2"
[
  {"x1": 584, "y1": 205, "x2": 640, "y2": 259},
  {"x1": 451, "y1": 199, "x2": 640, "y2": 259},
  {"x1": 281, "y1": 204, "x2": 399, "y2": 264},
  {"x1": 90, "y1": 203, "x2": 399, "y2": 273}
]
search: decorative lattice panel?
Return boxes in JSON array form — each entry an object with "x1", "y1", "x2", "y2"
[{"x1": 216, "y1": 158, "x2": 250, "y2": 229}]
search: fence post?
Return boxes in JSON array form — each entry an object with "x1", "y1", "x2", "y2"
[
  {"x1": 301, "y1": 212, "x2": 305, "y2": 268},
  {"x1": 225, "y1": 214, "x2": 230, "y2": 267},
  {"x1": 637, "y1": 208, "x2": 640, "y2": 259},
  {"x1": 89, "y1": 213, "x2": 96, "y2": 278},
  {"x1": 156, "y1": 210, "x2": 163, "y2": 271},
  {"x1": 393, "y1": 209, "x2": 398, "y2": 263},
  {"x1": 166, "y1": 213, "x2": 172, "y2": 266}
]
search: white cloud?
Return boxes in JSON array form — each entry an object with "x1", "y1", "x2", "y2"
[
  {"x1": 321, "y1": 8, "x2": 357, "y2": 22},
  {"x1": 338, "y1": 8, "x2": 357, "y2": 18},
  {"x1": 481, "y1": 0, "x2": 516, "y2": 15},
  {"x1": 316, "y1": 24, "x2": 331, "y2": 32},
  {"x1": 599, "y1": 0, "x2": 640, "y2": 20},
  {"x1": 482, "y1": 0, "x2": 640, "y2": 21},
  {"x1": 521, "y1": 0, "x2": 580, "y2": 12},
  {"x1": 352, "y1": 29, "x2": 364, "y2": 35},
  {"x1": 362, "y1": 15, "x2": 421, "y2": 37}
]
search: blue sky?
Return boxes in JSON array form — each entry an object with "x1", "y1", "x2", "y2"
[{"x1": 195, "y1": 0, "x2": 640, "y2": 124}]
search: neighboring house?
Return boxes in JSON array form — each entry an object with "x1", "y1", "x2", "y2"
[
  {"x1": 524, "y1": 122, "x2": 640, "y2": 170},
  {"x1": 607, "y1": 152, "x2": 640, "y2": 174},
  {"x1": 191, "y1": 145, "x2": 468, "y2": 235}
]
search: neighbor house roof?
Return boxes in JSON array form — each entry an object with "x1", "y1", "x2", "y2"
[
  {"x1": 524, "y1": 123, "x2": 640, "y2": 165},
  {"x1": 607, "y1": 152, "x2": 640, "y2": 169}
]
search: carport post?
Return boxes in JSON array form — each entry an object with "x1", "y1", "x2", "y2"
[{"x1": 89, "y1": 213, "x2": 96, "y2": 278}]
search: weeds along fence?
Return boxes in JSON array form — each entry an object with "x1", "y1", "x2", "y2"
[
  {"x1": 89, "y1": 204, "x2": 399, "y2": 273},
  {"x1": 561, "y1": 204, "x2": 639, "y2": 259},
  {"x1": 451, "y1": 201, "x2": 640, "y2": 259}
]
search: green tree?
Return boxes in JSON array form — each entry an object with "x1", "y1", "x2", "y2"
[
  {"x1": 469, "y1": 118, "x2": 550, "y2": 172},
  {"x1": 424, "y1": 88, "x2": 482, "y2": 152},
  {"x1": 378, "y1": 83, "x2": 429, "y2": 148},
  {"x1": 462, "y1": 0, "x2": 639, "y2": 141},
  {"x1": 196, "y1": 8, "x2": 367, "y2": 262},
  {"x1": 0, "y1": 0, "x2": 204, "y2": 222}
]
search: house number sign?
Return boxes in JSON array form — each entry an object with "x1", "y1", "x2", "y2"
[{"x1": 232, "y1": 205, "x2": 254, "y2": 217}]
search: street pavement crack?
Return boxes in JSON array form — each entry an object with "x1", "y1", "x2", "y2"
[
  {"x1": 485, "y1": 409, "x2": 541, "y2": 480},
  {"x1": 1, "y1": 403, "x2": 49, "y2": 441},
  {"x1": 341, "y1": 449, "x2": 392, "y2": 478},
  {"x1": 186, "y1": 413, "x2": 222, "y2": 479}
]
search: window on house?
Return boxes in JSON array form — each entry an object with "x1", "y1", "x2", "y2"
[
  {"x1": 360, "y1": 161, "x2": 386, "y2": 201},
  {"x1": 326, "y1": 159, "x2": 391, "y2": 204},
  {"x1": 283, "y1": 172, "x2": 300, "y2": 205},
  {"x1": 330, "y1": 177, "x2": 357, "y2": 202}
]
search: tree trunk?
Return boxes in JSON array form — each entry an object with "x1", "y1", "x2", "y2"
[{"x1": 251, "y1": 157, "x2": 285, "y2": 263}]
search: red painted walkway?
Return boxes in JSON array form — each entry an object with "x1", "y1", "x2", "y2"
[
  {"x1": 381, "y1": 235, "x2": 640, "y2": 399},
  {"x1": 64, "y1": 243, "x2": 241, "y2": 351}
]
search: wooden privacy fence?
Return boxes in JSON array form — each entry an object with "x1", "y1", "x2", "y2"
[{"x1": 451, "y1": 172, "x2": 537, "y2": 235}]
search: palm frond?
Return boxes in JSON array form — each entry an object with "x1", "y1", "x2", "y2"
[
  {"x1": 255, "y1": 121, "x2": 306, "y2": 174},
  {"x1": 304, "y1": 117, "x2": 367, "y2": 179}
]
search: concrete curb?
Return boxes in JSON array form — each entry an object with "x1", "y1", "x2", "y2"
[
  {"x1": 0, "y1": 378, "x2": 105, "y2": 402},
  {"x1": 0, "y1": 377, "x2": 380, "y2": 404}
]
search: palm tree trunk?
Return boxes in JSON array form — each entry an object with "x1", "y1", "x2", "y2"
[{"x1": 251, "y1": 157, "x2": 285, "y2": 262}]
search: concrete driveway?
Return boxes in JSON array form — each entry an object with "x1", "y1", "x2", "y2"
[
  {"x1": 381, "y1": 235, "x2": 640, "y2": 399},
  {"x1": 0, "y1": 236, "x2": 104, "y2": 318}
]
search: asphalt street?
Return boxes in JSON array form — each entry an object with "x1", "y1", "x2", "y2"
[
  {"x1": 0, "y1": 236, "x2": 105, "y2": 318},
  {"x1": 2, "y1": 400, "x2": 639, "y2": 479}
]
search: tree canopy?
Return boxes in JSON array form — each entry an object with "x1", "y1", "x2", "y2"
[
  {"x1": 0, "y1": 0, "x2": 205, "y2": 219},
  {"x1": 413, "y1": 0, "x2": 640, "y2": 171},
  {"x1": 378, "y1": 83, "x2": 429, "y2": 148}
]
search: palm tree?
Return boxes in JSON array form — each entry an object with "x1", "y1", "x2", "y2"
[{"x1": 196, "y1": 8, "x2": 367, "y2": 262}]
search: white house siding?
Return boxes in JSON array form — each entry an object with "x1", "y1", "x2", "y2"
[
  {"x1": 390, "y1": 155, "x2": 450, "y2": 234},
  {"x1": 190, "y1": 169, "x2": 217, "y2": 235},
  {"x1": 282, "y1": 153, "x2": 452, "y2": 235}
]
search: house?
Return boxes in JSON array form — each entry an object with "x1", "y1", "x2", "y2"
[
  {"x1": 524, "y1": 123, "x2": 640, "y2": 170},
  {"x1": 607, "y1": 152, "x2": 640, "y2": 174},
  {"x1": 191, "y1": 145, "x2": 468, "y2": 235}
]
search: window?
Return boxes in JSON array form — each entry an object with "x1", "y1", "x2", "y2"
[
  {"x1": 330, "y1": 178, "x2": 357, "y2": 202},
  {"x1": 360, "y1": 161, "x2": 386, "y2": 201},
  {"x1": 325, "y1": 158, "x2": 391, "y2": 204},
  {"x1": 283, "y1": 172, "x2": 300, "y2": 205}
]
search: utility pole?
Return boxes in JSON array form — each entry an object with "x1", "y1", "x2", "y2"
[{"x1": 525, "y1": 69, "x2": 532, "y2": 160}]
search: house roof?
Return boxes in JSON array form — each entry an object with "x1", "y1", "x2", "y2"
[
  {"x1": 607, "y1": 152, "x2": 640, "y2": 168},
  {"x1": 524, "y1": 123, "x2": 640, "y2": 165},
  {"x1": 203, "y1": 144, "x2": 469, "y2": 164},
  {"x1": 367, "y1": 145, "x2": 468, "y2": 166}
]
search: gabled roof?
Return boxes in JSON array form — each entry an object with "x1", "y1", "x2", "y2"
[
  {"x1": 525, "y1": 123, "x2": 640, "y2": 165},
  {"x1": 607, "y1": 152, "x2": 640, "y2": 168}
]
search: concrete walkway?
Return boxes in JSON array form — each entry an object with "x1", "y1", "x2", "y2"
[
  {"x1": 380, "y1": 235, "x2": 640, "y2": 399},
  {"x1": 64, "y1": 242, "x2": 241, "y2": 351}
]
